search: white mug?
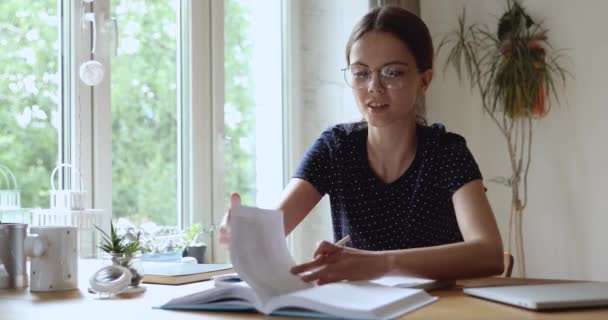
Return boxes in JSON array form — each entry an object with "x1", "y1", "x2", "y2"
[{"x1": 25, "y1": 226, "x2": 78, "y2": 292}]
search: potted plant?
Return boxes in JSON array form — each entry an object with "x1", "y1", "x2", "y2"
[
  {"x1": 181, "y1": 223, "x2": 214, "y2": 264},
  {"x1": 437, "y1": 0, "x2": 569, "y2": 276},
  {"x1": 96, "y1": 222, "x2": 145, "y2": 286}
]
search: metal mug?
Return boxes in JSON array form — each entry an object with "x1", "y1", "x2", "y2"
[{"x1": 0, "y1": 223, "x2": 28, "y2": 289}]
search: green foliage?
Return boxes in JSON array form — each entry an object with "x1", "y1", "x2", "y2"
[
  {"x1": 96, "y1": 222, "x2": 143, "y2": 256},
  {"x1": 184, "y1": 223, "x2": 201, "y2": 242},
  {"x1": 224, "y1": 0, "x2": 256, "y2": 207},
  {"x1": 110, "y1": 0, "x2": 179, "y2": 226},
  {"x1": 110, "y1": 0, "x2": 257, "y2": 224},
  {"x1": 436, "y1": 0, "x2": 569, "y2": 118},
  {"x1": 0, "y1": 0, "x2": 59, "y2": 208}
]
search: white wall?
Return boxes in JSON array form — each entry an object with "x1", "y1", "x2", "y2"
[
  {"x1": 287, "y1": 0, "x2": 368, "y2": 263},
  {"x1": 423, "y1": 0, "x2": 608, "y2": 280}
]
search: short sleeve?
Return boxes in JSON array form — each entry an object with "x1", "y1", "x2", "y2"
[
  {"x1": 293, "y1": 127, "x2": 339, "y2": 196},
  {"x1": 435, "y1": 130, "x2": 482, "y2": 195}
]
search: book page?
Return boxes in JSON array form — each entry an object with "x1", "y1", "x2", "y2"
[
  {"x1": 163, "y1": 282, "x2": 259, "y2": 307},
  {"x1": 230, "y1": 205, "x2": 312, "y2": 302},
  {"x1": 371, "y1": 275, "x2": 434, "y2": 287},
  {"x1": 264, "y1": 282, "x2": 437, "y2": 319}
]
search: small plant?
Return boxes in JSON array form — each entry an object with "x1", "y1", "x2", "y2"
[
  {"x1": 95, "y1": 222, "x2": 145, "y2": 286},
  {"x1": 96, "y1": 222, "x2": 144, "y2": 256}
]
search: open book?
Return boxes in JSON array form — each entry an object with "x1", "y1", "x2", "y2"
[{"x1": 160, "y1": 205, "x2": 437, "y2": 319}]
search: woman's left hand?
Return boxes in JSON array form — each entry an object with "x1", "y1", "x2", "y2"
[{"x1": 290, "y1": 241, "x2": 392, "y2": 285}]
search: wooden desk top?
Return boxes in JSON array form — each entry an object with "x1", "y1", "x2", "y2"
[{"x1": 1, "y1": 260, "x2": 607, "y2": 320}]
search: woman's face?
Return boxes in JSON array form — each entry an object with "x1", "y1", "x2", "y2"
[{"x1": 348, "y1": 31, "x2": 432, "y2": 128}]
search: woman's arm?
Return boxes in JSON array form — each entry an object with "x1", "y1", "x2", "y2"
[
  {"x1": 384, "y1": 179, "x2": 504, "y2": 280},
  {"x1": 291, "y1": 179, "x2": 504, "y2": 283},
  {"x1": 220, "y1": 178, "x2": 322, "y2": 246},
  {"x1": 276, "y1": 178, "x2": 323, "y2": 236}
]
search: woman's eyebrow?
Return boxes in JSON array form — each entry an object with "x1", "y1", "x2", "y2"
[
  {"x1": 349, "y1": 61, "x2": 369, "y2": 67},
  {"x1": 349, "y1": 61, "x2": 411, "y2": 68},
  {"x1": 381, "y1": 61, "x2": 410, "y2": 67}
]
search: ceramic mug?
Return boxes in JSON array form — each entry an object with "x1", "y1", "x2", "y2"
[{"x1": 25, "y1": 226, "x2": 78, "y2": 292}]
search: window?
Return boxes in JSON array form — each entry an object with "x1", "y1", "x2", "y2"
[
  {"x1": 0, "y1": 0, "x2": 284, "y2": 262},
  {"x1": 224, "y1": 0, "x2": 284, "y2": 209},
  {"x1": 110, "y1": 1, "x2": 179, "y2": 227}
]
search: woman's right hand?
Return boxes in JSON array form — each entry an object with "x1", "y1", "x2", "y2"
[{"x1": 219, "y1": 192, "x2": 241, "y2": 247}]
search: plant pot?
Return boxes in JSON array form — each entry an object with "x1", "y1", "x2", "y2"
[
  {"x1": 107, "y1": 252, "x2": 144, "y2": 287},
  {"x1": 185, "y1": 245, "x2": 206, "y2": 264}
]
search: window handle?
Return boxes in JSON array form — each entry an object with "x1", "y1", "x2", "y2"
[
  {"x1": 83, "y1": 12, "x2": 97, "y2": 54},
  {"x1": 110, "y1": 17, "x2": 119, "y2": 57}
]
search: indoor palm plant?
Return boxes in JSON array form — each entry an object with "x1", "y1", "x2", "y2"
[
  {"x1": 96, "y1": 222, "x2": 145, "y2": 286},
  {"x1": 437, "y1": 0, "x2": 569, "y2": 276}
]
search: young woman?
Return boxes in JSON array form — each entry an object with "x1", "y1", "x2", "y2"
[{"x1": 221, "y1": 6, "x2": 503, "y2": 284}]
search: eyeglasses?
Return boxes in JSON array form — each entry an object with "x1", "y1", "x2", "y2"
[{"x1": 342, "y1": 63, "x2": 419, "y2": 90}]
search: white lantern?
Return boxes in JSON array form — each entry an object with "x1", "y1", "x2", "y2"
[
  {"x1": 49, "y1": 164, "x2": 85, "y2": 210},
  {"x1": 0, "y1": 164, "x2": 20, "y2": 210}
]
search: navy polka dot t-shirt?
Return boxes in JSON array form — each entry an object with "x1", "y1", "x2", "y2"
[{"x1": 294, "y1": 122, "x2": 482, "y2": 251}]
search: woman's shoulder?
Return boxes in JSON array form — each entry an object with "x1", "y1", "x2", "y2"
[
  {"x1": 320, "y1": 121, "x2": 367, "y2": 143},
  {"x1": 419, "y1": 123, "x2": 469, "y2": 152}
]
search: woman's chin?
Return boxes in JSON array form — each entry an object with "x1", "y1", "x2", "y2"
[
  {"x1": 364, "y1": 114, "x2": 412, "y2": 128},
  {"x1": 364, "y1": 117, "x2": 392, "y2": 128}
]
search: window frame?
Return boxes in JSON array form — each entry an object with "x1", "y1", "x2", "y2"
[
  {"x1": 82, "y1": 0, "x2": 226, "y2": 262},
  {"x1": 187, "y1": 0, "x2": 227, "y2": 262},
  {"x1": 66, "y1": 0, "x2": 95, "y2": 207}
]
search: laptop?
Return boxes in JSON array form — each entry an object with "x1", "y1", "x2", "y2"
[{"x1": 463, "y1": 282, "x2": 608, "y2": 310}]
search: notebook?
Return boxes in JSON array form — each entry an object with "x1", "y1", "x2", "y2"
[
  {"x1": 371, "y1": 275, "x2": 449, "y2": 290},
  {"x1": 463, "y1": 282, "x2": 608, "y2": 310},
  {"x1": 159, "y1": 205, "x2": 438, "y2": 319},
  {"x1": 142, "y1": 262, "x2": 233, "y2": 285}
]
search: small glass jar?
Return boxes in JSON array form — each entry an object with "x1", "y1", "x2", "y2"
[{"x1": 108, "y1": 252, "x2": 144, "y2": 287}]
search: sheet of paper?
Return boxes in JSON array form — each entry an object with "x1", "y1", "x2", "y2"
[
  {"x1": 230, "y1": 205, "x2": 311, "y2": 302},
  {"x1": 371, "y1": 275, "x2": 435, "y2": 288}
]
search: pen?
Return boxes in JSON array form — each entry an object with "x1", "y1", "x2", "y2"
[
  {"x1": 335, "y1": 234, "x2": 351, "y2": 247},
  {"x1": 314, "y1": 235, "x2": 351, "y2": 259}
]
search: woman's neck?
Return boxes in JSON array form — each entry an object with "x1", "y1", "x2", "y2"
[{"x1": 366, "y1": 120, "x2": 418, "y2": 184}]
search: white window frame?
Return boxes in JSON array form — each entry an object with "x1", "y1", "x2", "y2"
[
  {"x1": 67, "y1": 0, "x2": 95, "y2": 207},
  {"x1": 188, "y1": 0, "x2": 226, "y2": 262}
]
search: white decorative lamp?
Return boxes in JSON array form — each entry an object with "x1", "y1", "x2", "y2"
[
  {"x1": 0, "y1": 164, "x2": 20, "y2": 210},
  {"x1": 49, "y1": 163, "x2": 84, "y2": 210},
  {"x1": 31, "y1": 163, "x2": 110, "y2": 259}
]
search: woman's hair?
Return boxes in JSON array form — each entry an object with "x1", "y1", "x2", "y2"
[
  {"x1": 347, "y1": 6, "x2": 432, "y2": 125},
  {"x1": 345, "y1": 6, "x2": 433, "y2": 71}
]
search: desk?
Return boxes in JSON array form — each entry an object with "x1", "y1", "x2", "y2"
[{"x1": 1, "y1": 260, "x2": 607, "y2": 320}]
